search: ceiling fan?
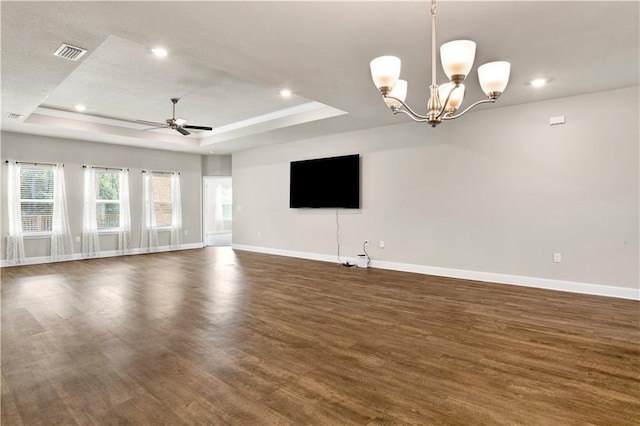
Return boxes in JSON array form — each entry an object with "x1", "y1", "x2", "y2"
[{"x1": 137, "y1": 98, "x2": 213, "y2": 136}]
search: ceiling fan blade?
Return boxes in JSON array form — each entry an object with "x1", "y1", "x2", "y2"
[
  {"x1": 142, "y1": 126, "x2": 169, "y2": 131},
  {"x1": 183, "y1": 125, "x2": 213, "y2": 131},
  {"x1": 176, "y1": 127, "x2": 191, "y2": 136},
  {"x1": 136, "y1": 119, "x2": 168, "y2": 127}
]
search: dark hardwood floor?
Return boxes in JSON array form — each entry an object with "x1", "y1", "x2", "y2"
[{"x1": 1, "y1": 247, "x2": 638, "y2": 425}]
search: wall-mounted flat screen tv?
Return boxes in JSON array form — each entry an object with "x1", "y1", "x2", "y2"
[{"x1": 290, "y1": 154, "x2": 360, "y2": 209}]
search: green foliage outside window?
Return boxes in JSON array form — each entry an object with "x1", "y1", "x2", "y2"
[{"x1": 96, "y1": 172, "x2": 120, "y2": 215}]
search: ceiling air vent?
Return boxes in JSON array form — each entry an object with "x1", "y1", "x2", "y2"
[
  {"x1": 53, "y1": 43, "x2": 87, "y2": 61},
  {"x1": 6, "y1": 113, "x2": 23, "y2": 119}
]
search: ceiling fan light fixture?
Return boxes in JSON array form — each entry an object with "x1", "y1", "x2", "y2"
[
  {"x1": 279, "y1": 89, "x2": 292, "y2": 97},
  {"x1": 137, "y1": 98, "x2": 213, "y2": 136}
]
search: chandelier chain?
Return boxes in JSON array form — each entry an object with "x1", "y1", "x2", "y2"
[{"x1": 431, "y1": 0, "x2": 437, "y2": 87}]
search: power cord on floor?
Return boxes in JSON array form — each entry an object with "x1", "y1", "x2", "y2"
[{"x1": 337, "y1": 209, "x2": 356, "y2": 267}]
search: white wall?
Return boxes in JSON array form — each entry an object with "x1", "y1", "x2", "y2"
[
  {"x1": 202, "y1": 155, "x2": 232, "y2": 176},
  {"x1": 232, "y1": 87, "x2": 639, "y2": 292},
  {"x1": 1, "y1": 132, "x2": 203, "y2": 259}
]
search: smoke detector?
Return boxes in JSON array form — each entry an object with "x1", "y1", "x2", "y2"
[{"x1": 53, "y1": 43, "x2": 87, "y2": 61}]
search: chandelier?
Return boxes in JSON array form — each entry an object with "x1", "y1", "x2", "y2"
[{"x1": 369, "y1": 0, "x2": 511, "y2": 127}]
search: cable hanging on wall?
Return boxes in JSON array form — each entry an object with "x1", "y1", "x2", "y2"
[{"x1": 336, "y1": 208, "x2": 342, "y2": 264}]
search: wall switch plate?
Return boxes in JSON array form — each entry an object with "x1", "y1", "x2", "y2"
[
  {"x1": 553, "y1": 252, "x2": 562, "y2": 263},
  {"x1": 549, "y1": 115, "x2": 566, "y2": 126},
  {"x1": 75, "y1": 236, "x2": 81, "y2": 243}
]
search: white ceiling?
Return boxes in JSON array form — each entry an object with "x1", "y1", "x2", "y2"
[{"x1": 2, "y1": 1, "x2": 638, "y2": 155}]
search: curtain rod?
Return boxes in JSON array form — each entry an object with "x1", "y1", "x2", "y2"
[
  {"x1": 5, "y1": 160, "x2": 60, "y2": 167},
  {"x1": 83, "y1": 165, "x2": 128, "y2": 171},
  {"x1": 142, "y1": 170, "x2": 180, "y2": 175}
]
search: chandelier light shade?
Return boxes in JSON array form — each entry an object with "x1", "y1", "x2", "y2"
[
  {"x1": 440, "y1": 40, "x2": 476, "y2": 81},
  {"x1": 369, "y1": 0, "x2": 510, "y2": 127},
  {"x1": 384, "y1": 79, "x2": 408, "y2": 109},
  {"x1": 370, "y1": 56, "x2": 401, "y2": 94},
  {"x1": 478, "y1": 61, "x2": 511, "y2": 98}
]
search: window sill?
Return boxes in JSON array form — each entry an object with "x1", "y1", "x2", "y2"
[
  {"x1": 98, "y1": 229, "x2": 122, "y2": 235},
  {"x1": 23, "y1": 233, "x2": 52, "y2": 240}
]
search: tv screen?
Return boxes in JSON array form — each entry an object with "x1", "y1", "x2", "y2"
[{"x1": 290, "y1": 154, "x2": 360, "y2": 208}]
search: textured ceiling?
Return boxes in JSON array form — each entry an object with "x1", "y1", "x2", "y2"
[{"x1": 1, "y1": 1, "x2": 638, "y2": 154}]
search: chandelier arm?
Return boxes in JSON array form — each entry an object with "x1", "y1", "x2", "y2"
[
  {"x1": 442, "y1": 99, "x2": 495, "y2": 120},
  {"x1": 393, "y1": 109, "x2": 429, "y2": 123},
  {"x1": 384, "y1": 95, "x2": 428, "y2": 120},
  {"x1": 435, "y1": 84, "x2": 460, "y2": 120}
]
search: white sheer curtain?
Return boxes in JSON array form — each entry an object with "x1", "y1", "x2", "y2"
[
  {"x1": 170, "y1": 173, "x2": 182, "y2": 249},
  {"x1": 140, "y1": 172, "x2": 159, "y2": 251},
  {"x1": 50, "y1": 164, "x2": 74, "y2": 261},
  {"x1": 6, "y1": 161, "x2": 25, "y2": 264},
  {"x1": 118, "y1": 169, "x2": 132, "y2": 254},
  {"x1": 82, "y1": 167, "x2": 100, "y2": 257}
]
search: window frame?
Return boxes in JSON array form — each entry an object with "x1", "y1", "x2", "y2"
[
  {"x1": 151, "y1": 174, "x2": 173, "y2": 230},
  {"x1": 220, "y1": 183, "x2": 233, "y2": 222},
  {"x1": 19, "y1": 166, "x2": 55, "y2": 236},
  {"x1": 94, "y1": 170, "x2": 122, "y2": 232}
]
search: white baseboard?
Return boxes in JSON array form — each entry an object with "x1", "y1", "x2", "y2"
[
  {"x1": 233, "y1": 244, "x2": 340, "y2": 264},
  {"x1": 232, "y1": 244, "x2": 639, "y2": 301},
  {"x1": 0, "y1": 242, "x2": 205, "y2": 267}
]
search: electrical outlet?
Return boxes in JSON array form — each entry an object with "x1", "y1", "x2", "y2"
[
  {"x1": 379, "y1": 240, "x2": 385, "y2": 249},
  {"x1": 553, "y1": 252, "x2": 562, "y2": 263},
  {"x1": 75, "y1": 236, "x2": 81, "y2": 243},
  {"x1": 257, "y1": 231, "x2": 261, "y2": 237},
  {"x1": 184, "y1": 229, "x2": 188, "y2": 236}
]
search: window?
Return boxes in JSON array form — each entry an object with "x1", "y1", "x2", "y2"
[
  {"x1": 221, "y1": 182, "x2": 233, "y2": 221},
  {"x1": 20, "y1": 167, "x2": 54, "y2": 233},
  {"x1": 95, "y1": 171, "x2": 120, "y2": 229},
  {"x1": 152, "y1": 175, "x2": 172, "y2": 228}
]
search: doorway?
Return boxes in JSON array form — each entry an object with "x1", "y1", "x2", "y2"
[{"x1": 203, "y1": 176, "x2": 232, "y2": 246}]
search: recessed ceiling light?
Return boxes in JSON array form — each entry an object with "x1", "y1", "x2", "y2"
[
  {"x1": 279, "y1": 89, "x2": 292, "y2": 97},
  {"x1": 530, "y1": 78, "x2": 547, "y2": 88},
  {"x1": 151, "y1": 47, "x2": 168, "y2": 58},
  {"x1": 74, "y1": 104, "x2": 86, "y2": 112}
]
